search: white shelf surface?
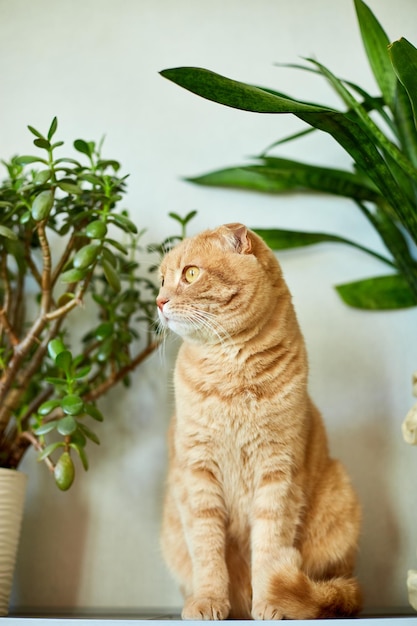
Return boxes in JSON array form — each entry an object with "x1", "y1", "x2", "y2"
[{"x1": 2, "y1": 609, "x2": 417, "y2": 624}]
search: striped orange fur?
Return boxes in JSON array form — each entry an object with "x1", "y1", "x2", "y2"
[{"x1": 157, "y1": 223, "x2": 362, "y2": 620}]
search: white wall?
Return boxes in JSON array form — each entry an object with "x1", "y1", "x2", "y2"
[{"x1": 1, "y1": 0, "x2": 417, "y2": 614}]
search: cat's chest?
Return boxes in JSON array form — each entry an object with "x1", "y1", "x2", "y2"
[{"x1": 175, "y1": 398, "x2": 262, "y2": 509}]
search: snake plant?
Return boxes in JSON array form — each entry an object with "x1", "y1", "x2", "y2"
[{"x1": 160, "y1": 0, "x2": 417, "y2": 311}]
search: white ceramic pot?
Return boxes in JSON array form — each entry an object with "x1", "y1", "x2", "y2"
[{"x1": 0, "y1": 468, "x2": 27, "y2": 616}]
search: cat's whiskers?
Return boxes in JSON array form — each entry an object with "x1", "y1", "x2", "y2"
[{"x1": 182, "y1": 306, "x2": 232, "y2": 347}]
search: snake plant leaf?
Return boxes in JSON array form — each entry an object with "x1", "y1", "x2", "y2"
[
  {"x1": 389, "y1": 38, "x2": 417, "y2": 131},
  {"x1": 393, "y1": 81, "x2": 417, "y2": 168},
  {"x1": 306, "y1": 57, "x2": 417, "y2": 187},
  {"x1": 354, "y1": 203, "x2": 417, "y2": 302},
  {"x1": 253, "y1": 227, "x2": 392, "y2": 266},
  {"x1": 160, "y1": 67, "x2": 328, "y2": 114},
  {"x1": 189, "y1": 160, "x2": 381, "y2": 203},
  {"x1": 335, "y1": 274, "x2": 417, "y2": 310},
  {"x1": 354, "y1": 0, "x2": 396, "y2": 108}
]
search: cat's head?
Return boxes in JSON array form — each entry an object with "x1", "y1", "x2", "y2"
[{"x1": 156, "y1": 223, "x2": 283, "y2": 344}]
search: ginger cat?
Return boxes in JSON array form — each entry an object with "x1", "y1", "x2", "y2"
[{"x1": 157, "y1": 223, "x2": 361, "y2": 620}]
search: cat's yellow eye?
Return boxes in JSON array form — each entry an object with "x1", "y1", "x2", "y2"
[{"x1": 184, "y1": 266, "x2": 200, "y2": 284}]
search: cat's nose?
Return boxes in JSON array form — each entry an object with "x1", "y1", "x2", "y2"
[{"x1": 157, "y1": 296, "x2": 169, "y2": 311}]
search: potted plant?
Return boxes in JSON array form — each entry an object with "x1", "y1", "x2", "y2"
[
  {"x1": 0, "y1": 118, "x2": 170, "y2": 614},
  {"x1": 159, "y1": 0, "x2": 417, "y2": 610}
]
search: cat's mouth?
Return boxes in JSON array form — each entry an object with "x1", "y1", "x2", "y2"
[{"x1": 158, "y1": 307, "x2": 185, "y2": 334}]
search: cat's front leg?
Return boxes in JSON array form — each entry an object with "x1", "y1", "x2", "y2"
[
  {"x1": 178, "y1": 465, "x2": 231, "y2": 620},
  {"x1": 250, "y1": 469, "x2": 304, "y2": 620}
]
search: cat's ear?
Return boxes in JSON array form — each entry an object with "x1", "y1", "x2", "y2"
[{"x1": 222, "y1": 223, "x2": 252, "y2": 254}]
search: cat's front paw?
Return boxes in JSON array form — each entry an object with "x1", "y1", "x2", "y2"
[
  {"x1": 182, "y1": 596, "x2": 230, "y2": 620},
  {"x1": 252, "y1": 601, "x2": 284, "y2": 620}
]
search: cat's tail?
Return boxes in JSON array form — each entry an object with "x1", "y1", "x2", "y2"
[{"x1": 266, "y1": 569, "x2": 362, "y2": 619}]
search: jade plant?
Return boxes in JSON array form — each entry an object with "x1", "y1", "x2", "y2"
[
  {"x1": 160, "y1": 0, "x2": 417, "y2": 312},
  {"x1": 0, "y1": 118, "x2": 167, "y2": 490}
]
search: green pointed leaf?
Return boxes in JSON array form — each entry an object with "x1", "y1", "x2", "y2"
[
  {"x1": 389, "y1": 38, "x2": 417, "y2": 130},
  {"x1": 335, "y1": 274, "x2": 417, "y2": 310},
  {"x1": 62, "y1": 394, "x2": 84, "y2": 416},
  {"x1": 31, "y1": 189, "x2": 54, "y2": 221},
  {"x1": 307, "y1": 57, "x2": 417, "y2": 187},
  {"x1": 73, "y1": 365, "x2": 92, "y2": 379},
  {"x1": 109, "y1": 213, "x2": 138, "y2": 234},
  {"x1": 105, "y1": 238, "x2": 128, "y2": 255},
  {"x1": 161, "y1": 67, "x2": 328, "y2": 114},
  {"x1": 47, "y1": 117, "x2": 58, "y2": 140},
  {"x1": 85, "y1": 403, "x2": 104, "y2": 422},
  {"x1": 392, "y1": 80, "x2": 417, "y2": 167},
  {"x1": 27, "y1": 125, "x2": 44, "y2": 139},
  {"x1": 189, "y1": 159, "x2": 381, "y2": 203},
  {"x1": 78, "y1": 423, "x2": 100, "y2": 445},
  {"x1": 57, "y1": 415, "x2": 78, "y2": 436},
  {"x1": 354, "y1": 0, "x2": 396, "y2": 107}
]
